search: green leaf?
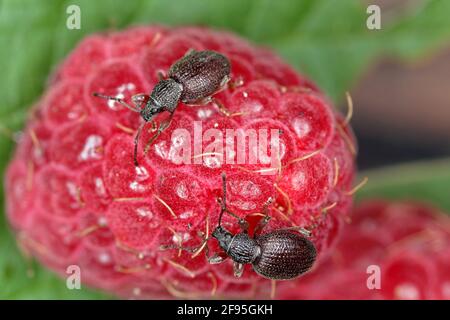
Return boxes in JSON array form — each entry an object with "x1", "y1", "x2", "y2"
[
  {"x1": 357, "y1": 159, "x2": 450, "y2": 213},
  {"x1": 382, "y1": 0, "x2": 450, "y2": 59},
  {"x1": 1, "y1": 0, "x2": 450, "y2": 299}
]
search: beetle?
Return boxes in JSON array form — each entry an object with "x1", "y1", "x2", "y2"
[
  {"x1": 93, "y1": 49, "x2": 231, "y2": 166},
  {"x1": 160, "y1": 173, "x2": 317, "y2": 280},
  {"x1": 209, "y1": 173, "x2": 317, "y2": 280}
]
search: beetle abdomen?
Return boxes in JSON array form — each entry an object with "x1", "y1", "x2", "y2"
[
  {"x1": 169, "y1": 50, "x2": 230, "y2": 103},
  {"x1": 253, "y1": 230, "x2": 317, "y2": 280}
]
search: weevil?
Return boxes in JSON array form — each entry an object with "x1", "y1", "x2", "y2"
[
  {"x1": 209, "y1": 173, "x2": 317, "y2": 280},
  {"x1": 93, "y1": 49, "x2": 231, "y2": 166},
  {"x1": 160, "y1": 173, "x2": 317, "y2": 280}
]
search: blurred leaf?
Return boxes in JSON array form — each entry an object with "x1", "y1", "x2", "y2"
[
  {"x1": 0, "y1": 200, "x2": 110, "y2": 299},
  {"x1": 382, "y1": 0, "x2": 450, "y2": 59},
  {"x1": 1, "y1": 0, "x2": 450, "y2": 299},
  {"x1": 358, "y1": 159, "x2": 450, "y2": 213}
]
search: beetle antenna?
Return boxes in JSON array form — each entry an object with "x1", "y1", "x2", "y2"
[
  {"x1": 218, "y1": 172, "x2": 227, "y2": 226},
  {"x1": 263, "y1": 197, "x2": 274, "y2": 211},
  {"x1": 92, "y1": 93, "x2": 141, "y2": 113},
  {"x1": 133, "y1": 122, "x2": 145, "y2": 167}
]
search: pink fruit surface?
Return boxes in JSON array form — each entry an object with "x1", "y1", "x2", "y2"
[
  {"x1": 5, "y1": 26, "x2": 356, "y2": 299},
  {"x1": 277, "y1": 201, "x2": 450, "y2": 300}
]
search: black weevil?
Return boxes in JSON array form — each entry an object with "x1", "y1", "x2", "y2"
[
  {"x1": 160, "y1": 173, "x2": 317, "y2": 280},
  {"x1": 93, "y1": 49, "x2": 231, "y2": 166},
  {"x1": 209, "y1": 173, "x2": 317, "y2": 280}
]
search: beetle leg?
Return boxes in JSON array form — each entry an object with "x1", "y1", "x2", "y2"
[
  {"x1": 223, "y1": 207, "x2": 248, "y2": 231},
  {"x1": 218, "y1": 74, "x2": 231, "y2": 91},
  {"x1": 212, "y1": 97, "x2": 244, "y2": 117},
  {"x1": 218, "y1": 203, "x2": 249, "y2": 232},
  {"x1": 228, "y1": 76, "x2": 244, "y2": 90},
  {"x1": 133, "y1": 122, "x2": 146, "y2": 167},
  {"x1": 233, "y1": 216, "x2": 249, "y2": 232},
  {"x1": 183, "y1": 77, "x2": 230, "y2": 108},
  {"x1": 277, "y1": 226, "x2": 312, "y2": 237},
  {"x1": 157, "y1": 71, "x2": 166, "y2": 81},
  {"x1": 92, "y1": 92, "x2": 141, "y2": 112},
  {"x1": 253, "y1": 197, "x2": 274, "y2": 235},
  {"x1": 213, "y1": 97, "x2": 230, "y2": 115},
  {"x1": 183, "y1": 48, "x2": 196, "y2": 58},
  {"x1": 160, "y1": 237, "x2": 211, "y2": 257},
  {"x1": 143, "y1": 111, "x2": 175, "y2": 155},
  {"x1": 184, "y1": 96, "x2": 229, "y2": 115},
  {"x1": 183, "y1": 96, "x2": 212, "y2": 106},
  {"x1": 298, "y1": 227, "x2": 312, "y2": 237},
  {"x1": 208, "y1": 254, "x2": 225, "y2": 265},
  {"x1": 254, "y1": 215, "x2": 271, "y2": 236},
  {"x1": 217, "y1": 172, "x2": 248, "y2": 232},
  {"x1": 159, "y1": 243, "x2": 196, "y2": 253},
  {"x1": 233, "y1": 262, "x2": 244, "y2": 278},
  {"x1": 200, "y1": 238, "x2": 226, "y2": 264},
  {"x1": 236, "y1": 215, "x2": 249, "y2": 232}
]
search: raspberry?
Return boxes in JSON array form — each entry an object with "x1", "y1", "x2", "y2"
[
  {"x1": 4, "y1": 26, "x2": 356, "y2": 299},
  {"x1": 277, "y1": 201, "x2": 450, "y2": 300}
]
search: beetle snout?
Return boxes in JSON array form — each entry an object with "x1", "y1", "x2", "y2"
[{"x1": 140, "y1": 102, "x2": 160, "y2": 122}]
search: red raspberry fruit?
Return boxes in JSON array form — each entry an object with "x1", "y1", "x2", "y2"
[
  {"x1": 277, "y1": 201, "x2": 450, "y2": 300},
  {"x1": 5, "y1": 26, "x2": 356, "y2": 299}
]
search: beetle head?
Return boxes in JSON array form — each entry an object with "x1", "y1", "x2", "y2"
[
  {"x1": 142, "y1": 79, "x2": 183, "y2": 121},
  {"x1": 212, "y1": 226, "x2": 233, "y2": 251}
]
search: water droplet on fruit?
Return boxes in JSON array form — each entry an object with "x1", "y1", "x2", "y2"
[
  {"x1": 394, "y1": 283, "x2": 420, "y2": 300},
  {"x1": 98, "y1": 252, "x2": 111, "y2": 265},
  {"x1": 78, "y1": 135, "x2": 103, "y2": 161},
  {"x1": 291, "y1": 171, "x2": 306, "y2": 191},
  {"x1": 67, "y1": 104, "x2": 84, "y2": 120},
  {"x1": 175, "y1": 182, "x2": 188, "y2": 199},
  {"x1": 13, "y1": 180, "x2": 25, "y2": 201},
  {"x1": 98, "y1": 216, "x2": 108, "y2": 226},
  {"x1": 232, "y1": 180, "x2": 261, "y2": 197},
  {"x1": 133, "y1": 287, "x2": 141, "y2": 296},
  {"x1": 182, "y1": 232, "x2": 191, "y2": 241},
  {"x1": 179, "y1": 210, "x2": 194, "y2": 219},
  {"x1": 203, "y1": 155, "x2": 222, "y2": 169},
  {"x1": 172, "y1": 232, "x2": 191, "y2": 244},
  {"x1": 171, "y1": 234, "x2": 181, "y2": 244},
  {"x1": 292, "y1": 118, "x2": 311, "y2": 139},
  {"x1": 231, "y1": 200, "x2": 256, "y2": 211},
  {"x1": 135, "y1": 166, "x2": 149, "y2": 181},
  {"x1": 154, "y1": 141, "x2": 169, "y2": 159},
  {"x1": 94, "y1": 177, "x2": 107, "y2": 197},
  {"x1": 65, "y1": 182, "x2": 81, "y2": 209},
  {"x1": 33, "y1": 147, "x2": 44, "y2": 164},
  {"x1": 197, "y1": 108, "x2": 213, "y2": 119},
  {"x1": 129, "y1": 181, "x2": 147, "y2": 192},
  {"x1": 136, "y1": 207, "x2": 152, "y2": 218}
]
